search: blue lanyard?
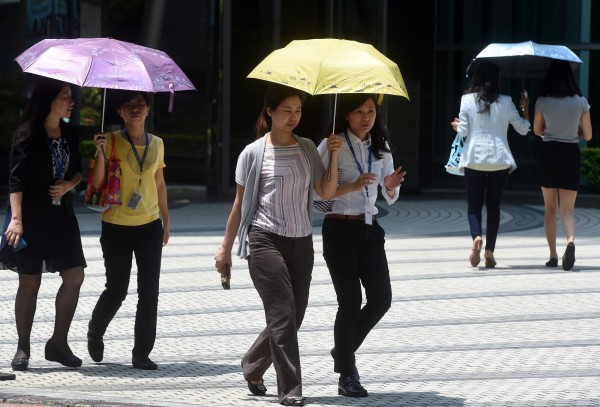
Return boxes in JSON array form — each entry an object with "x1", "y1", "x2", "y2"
[
  {"x1": 344, "y1": 130, "x2": 372, "y2": 198},
  {"x1": 46, "y1": 135, "x2": 65, "y2": 180},
  {"x1": 123, "y1": 128, "x2": 149, "y2": 174}
]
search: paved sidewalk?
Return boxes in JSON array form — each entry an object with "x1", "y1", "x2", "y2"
[{"x1": 1, "y1": 195, "x2": 599, "y2": 406}]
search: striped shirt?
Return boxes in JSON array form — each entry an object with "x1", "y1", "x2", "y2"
[{"x1": 251, "y1": 143, "x2": 312, "y2": 237}]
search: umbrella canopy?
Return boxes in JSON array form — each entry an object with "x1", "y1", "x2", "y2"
[
  {"x1": 15, "y1": 38, "x2": 196, "y2": 129},
  {"x1": 247, "y1": 38, "x2": 409, "y2": 99},
  {"x1": 467, "y1": 41, "x2": 582, "y2": 78},
  {"x1": 15, "y1": 38, "x2": 195, "y2": 93}
]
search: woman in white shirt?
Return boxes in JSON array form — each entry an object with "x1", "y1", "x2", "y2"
[
  {"x1": 452, "y1": 61, "x2": 530, "y2": 268},
  {"x1": 316, "y1": 94, "x2": 405, "y2": 398},
  {"x1": 533, "y1": 60, "x2": 592, "y2": 271}
]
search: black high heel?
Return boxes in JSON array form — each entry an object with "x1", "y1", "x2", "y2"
[{"x1": 45, "y1": 341, "x2": 81, "y2": 368}]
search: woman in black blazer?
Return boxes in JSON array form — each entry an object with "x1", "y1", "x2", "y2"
[{"x1": 5, "y1": 77, "x2": 86, "y2": 371}]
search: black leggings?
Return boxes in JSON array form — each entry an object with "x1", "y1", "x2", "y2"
[{"x1": 464, "y1": 167, "x2": 509, "y2": 252}]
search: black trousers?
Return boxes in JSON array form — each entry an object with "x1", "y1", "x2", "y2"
[
  {"x1": 464, "y1": 168, "x2": 509, "y2": 252},
  {"x1": 88, "y1": 219, "x2": 163, "y2": 359},
  {"x1": 242, "y1": 227, "x2": 313, "y2": 402},
  {"x1": 322, "y1": 218, "x2": 392, "y2": 376}
]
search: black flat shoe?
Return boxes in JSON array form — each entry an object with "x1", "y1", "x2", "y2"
[
  {"x1": 87, "y1": 336, "x2": 104, "y2": 363},
  {"x1": 562, "y1": 242, "x2": 575, "y2": 271},
  {"x1": 338, "y1": 373, "x2": 368, "y2": 397},
  {"x1": 11, "y1": 357, "x2": 29, "y2": 371},
  {"x1": 132, "y1": 357, "x2": 158, "y2": 370},
  {"x1": 280, "y1": 397, "x2": 306, "y2": 406},
  {"x1": 546, "y1": 257, "x2": 558, "y2": 267},
  {"x1": 45, "y1": 341, "x2": 81, "y2": 368},
  {"x1": 247, "y1": 379, "x2": 267, "y2": 396},
  {"x1": 0, "y1": 372, "x2": 16, "y2": 381},
  {"x1": 241, "y1": 360, "x2": 267, "y2": 396}
]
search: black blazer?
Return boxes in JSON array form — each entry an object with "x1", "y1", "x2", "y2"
[{"x1": 8, "y1": 122, "x2": 82, "y2": 221}]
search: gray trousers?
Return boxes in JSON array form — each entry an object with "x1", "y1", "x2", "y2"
[{"x1": 241, "y1": 227, "x2": 313, "y2": 402}]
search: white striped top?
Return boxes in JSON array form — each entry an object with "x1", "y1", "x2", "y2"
[{"x1": 251, "y1": 143, "x2": 312, "y2": 237}]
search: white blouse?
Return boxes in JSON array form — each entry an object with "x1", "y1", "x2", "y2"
[
  {"x1": 457, "y1": 93, "x2": 530, "y2": 173},
  {"x1": 317, "y1": 130, "x2": 398, "y2": 215}
]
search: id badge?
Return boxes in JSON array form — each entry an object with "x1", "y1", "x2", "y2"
[
  {"x1": 127, "y1": 191, "x2": 143, "y2": 210},
  {"x1": 364, "y1": 204, "x2": 373, "y2": 225}
]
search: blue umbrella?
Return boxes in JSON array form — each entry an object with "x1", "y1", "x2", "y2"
[{"x1": 466, "y1": 41, "x2": 582, "y2": 78}]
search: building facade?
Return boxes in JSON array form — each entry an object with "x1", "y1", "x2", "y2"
[{"x1": 1, "y1": 0, "x2": 598, "y2": 195}]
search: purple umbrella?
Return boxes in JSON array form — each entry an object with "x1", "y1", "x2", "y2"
[{"x1": 15, "y1": 38, "x2": 196, "y2": 130}]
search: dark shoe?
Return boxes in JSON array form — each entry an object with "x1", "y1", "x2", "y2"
[
  {"x1": 241, "y1": 359, "x2": 267, "y2": 396},
  {"x1": 0, "y1": 372, "x2": 16, "y2": 381},
  {"x1": 132, "y1": 357, "x2": 158, "y2": 370},
  {"x1": 280, "y1": 397, "x2": 306, "y2": 406},
  {"x1": 562, "y1": 242, "x2": 575, "y2": 271},
  {"x1": 546, "y1": 257, "x2": 558, "y2": 267},
  {"x1": 87, "y1": 336, "x2": 104, "y2": 363},
  {"x1": 247, "y1": 379, "x2": 267, "y2": 396},
  {"x1": 338, "y1": 373, "x2": 368, "y2": 397},
  {"x1": 45, "y1": 341, "x2": 82, "y2": 368},
  {"x1": 11, "y1": 357, "x2": 29, "y2": 371}
]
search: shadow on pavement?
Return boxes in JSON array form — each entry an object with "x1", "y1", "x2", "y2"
[
  {"x1": 27, "y1": 361, "x2": 234, "y2": 379},
  {"x1": 312, "y1": 392, "x2": 465, "y2": 406}
]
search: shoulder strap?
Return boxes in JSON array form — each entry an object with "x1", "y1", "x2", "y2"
[{"x1": 109, "y1": 132, "x2": 117, "y2": 161}]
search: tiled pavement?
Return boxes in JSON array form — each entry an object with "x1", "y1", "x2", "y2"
[{"x1": 1, "y1": 193, "x2": 599, "y2": 407}]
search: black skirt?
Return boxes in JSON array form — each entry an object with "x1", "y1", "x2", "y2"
[
  {"x1": 537, "y1": 140, "x2": 581, "y2": 191},
  {"x1": 10, "y1": 198, "x2": 87, "y2": 275}
]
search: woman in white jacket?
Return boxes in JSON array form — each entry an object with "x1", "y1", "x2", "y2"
[{"x1": 451, "y1": 61, "x2": 530, "y2": 268}]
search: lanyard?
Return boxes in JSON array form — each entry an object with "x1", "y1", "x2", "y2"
[
  {"x1": 344, "y1": 130, "x2": 372, "y2": 198},
  {"x1": 123, "y1": 128, "x2": 149, "y2": 174},
  {"x1": 46, "y1": 135, "x2": 65, "y2": 180}
]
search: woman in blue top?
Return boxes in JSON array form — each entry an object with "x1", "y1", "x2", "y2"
[
  {"x1": 533, "y1": 60, "x2": 592, "y2": 271},
  {"x1": 214, "y1": 84, "x2": 341, "y2": 406},
  {"x1": 452, "y1": 61, "x2": 530, "y2": 268}
]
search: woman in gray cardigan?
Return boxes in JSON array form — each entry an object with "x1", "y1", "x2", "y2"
[{"x1": 214, "y1": 84, "x2": 341, "y2": 406}]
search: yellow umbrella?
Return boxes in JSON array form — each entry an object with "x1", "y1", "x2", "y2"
[{"x1": 248, "y1": 38, "x2": 409, "y2": 98}]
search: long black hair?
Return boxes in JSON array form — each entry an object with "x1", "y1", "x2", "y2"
[
  {"x1": 321, "y1": 93, "x2": 391, "y2": 159},
  {"x1": 13, "y1": 77, "x2": 68, "y2": 144},
  {"x1": 539, "y1": 60, "x2": 582, "y2": 98},
  {"x1": 255, "y1": 83, "x2": 307, "y2": 138},
  {"x1": 466, "y1": 61, "x2": 500, "y2": 114}
]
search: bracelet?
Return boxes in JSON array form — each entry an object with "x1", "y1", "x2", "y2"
[{"x1": 385, "y1": 185, "x2": 393, "y2": 192}]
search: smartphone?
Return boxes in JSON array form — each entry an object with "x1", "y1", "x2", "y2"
[{"x1": 221, "y1": 264, "x2": 231, "y2": 290}]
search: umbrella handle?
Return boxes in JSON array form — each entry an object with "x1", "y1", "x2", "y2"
[
  {"x1": 168, "y1": 82, "x2": 174, "y2": 112},
  {"x1": 326, "y1": 94, "x2": 338, "y2": 182},
  {"x1": 101, "y1": 88, "x2": 107, "y2": 133}
]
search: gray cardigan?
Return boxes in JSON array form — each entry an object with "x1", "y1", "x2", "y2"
[{"x1": 235, "y1": 133, "x2": 326, "y2": 259}]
